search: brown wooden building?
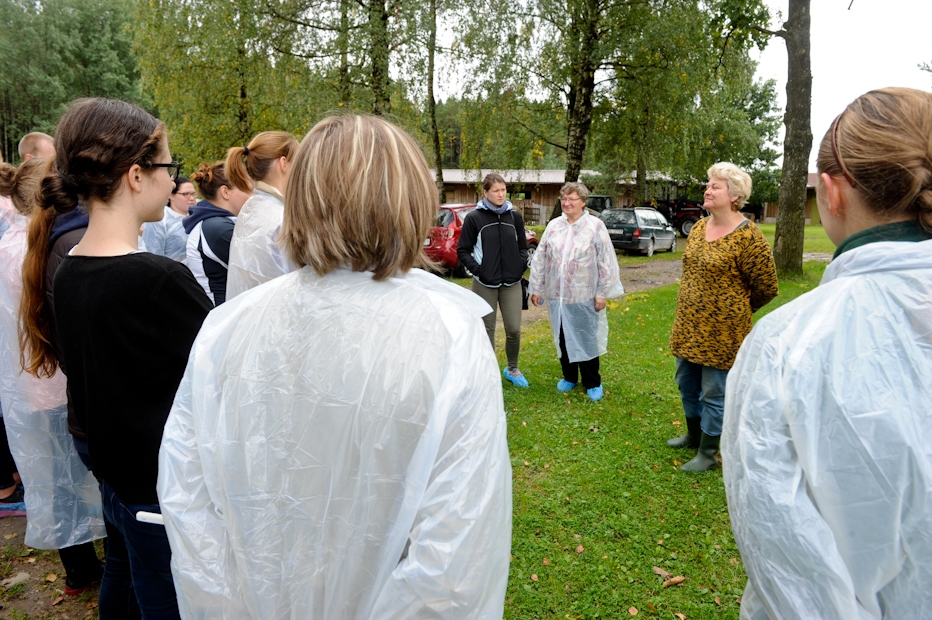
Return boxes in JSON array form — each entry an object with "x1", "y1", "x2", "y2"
[{"x1": 436, "y1": 169, "x2": 599, "y2": 225}]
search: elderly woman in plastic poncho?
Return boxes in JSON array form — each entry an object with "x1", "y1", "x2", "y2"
[
  {"x1": 0, "y1": 159, "x2": 104, "y2": 581},
  {"x1": 528, "y1": 182, "x2": 624, "y2": 402},
  {"x1": 723, "y1": 87, "x2": 932, "y2": 620},
  {"x1": 158, "y1": 115, "x2": 512, "y2": 619}
]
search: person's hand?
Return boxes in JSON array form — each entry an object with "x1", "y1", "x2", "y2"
[
  {"x1": 594, "y1": 297, "x2": 606, "y2": 312},
  {"x1": 530, "y1": 294, "x2": 542, "y2": 307}
]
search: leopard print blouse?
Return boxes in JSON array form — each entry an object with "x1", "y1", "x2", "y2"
[{"x1": 669, "y1": 218, "x2": 778, "y2": 370}]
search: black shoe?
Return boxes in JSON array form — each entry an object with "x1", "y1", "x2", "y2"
[{"x1": 666, "y1": 417, "x2": 701, "y2": 449}]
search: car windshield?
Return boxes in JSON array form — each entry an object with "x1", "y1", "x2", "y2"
[
  {"x1": 455, "y1": 207, "x2": 475, "y2": 223},
  {"x1": 601, "y1": 209, "x2": 636, "y2": 226},
  {"x1": 435, "y1": 209, "x2": 455, "y2": 228}
]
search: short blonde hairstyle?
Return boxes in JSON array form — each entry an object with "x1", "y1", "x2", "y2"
[
  {"x1": 280, "y1": 115, "x2": 438, "y2": 281},
  {"x1": 707, "y1": 162, "x2": 752, "y2": 210}
]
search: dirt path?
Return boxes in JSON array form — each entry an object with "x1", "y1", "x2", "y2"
[{"x1": 506, "y1": 258, "x2": 685, "y2": 328}]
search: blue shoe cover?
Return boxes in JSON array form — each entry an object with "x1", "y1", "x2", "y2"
[
  {"x1": 503, "y1": 368, "x2": 529, "y2": 388},
  {"x1": 587, "y1": 385, "x2": 604, "y2": 401},
  {"x1": 557, "y1": 379, "x2": 576, "y2": 392}
]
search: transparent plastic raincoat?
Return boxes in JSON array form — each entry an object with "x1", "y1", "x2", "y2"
[
  {"x1": 142, "y1": 205, "x2": 188, "y2": 261},
  {"x1": 159, "y1": 267, "x2": 512, "y2": 619},
  {"x1": 723, "y1": 239, "x2": 932, "y2": 619},
  {"x1": 527, "y1": 211, "x2": 624, "y2": 362},
  {"x1": 0, "y1": 215, "x2": 104, "y2": 548},
  {"x1": 225, "y1": 184, "x2": 294, "y2": 301}
]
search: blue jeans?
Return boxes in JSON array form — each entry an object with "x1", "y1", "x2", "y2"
[
  {"x1": 99, "y1": 480, "x2": 180, "y2": 620},
  {"x1": 674, "y1": 358, "x2": 729, "y2": 437}
]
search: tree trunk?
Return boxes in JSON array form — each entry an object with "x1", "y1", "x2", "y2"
[
  {"x1": 426, "y1": 0, "x2": 445, "y2": 203},
  {"x1": 368, "y1": 0, "x2": 391, "y2": 116},
  {"x1": 338, "y1": 0, "x2": 351, "y2": 107},
  {"x1": 635, "y1": 145, "x2": 647, "y2": 207},
  {"x1": 553, "y1": 7, "x2": 598, "y2": 221},
  {"x1": 773, "y1": 0, "x2": 811, "y2": 275}
]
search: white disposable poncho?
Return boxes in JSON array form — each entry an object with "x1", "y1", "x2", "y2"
[
  {"x1": 142, "y1": 205, "x2": 188, "y2": 261},
  {"x1": 225, "y1": 183, "x2": 295, "y2": 301},
  {"x1": 723, "y1": 238, "x2": 932, "y2": 619},
  {"x1": 527, "y1": 211, "x2": 624, "y2": 362},
  {"x1": 0, "y1": 215, "x2": 105, "y2": 548},
  {"x1": 159, "y1": 267, "x2": 512, "y2": 619}
]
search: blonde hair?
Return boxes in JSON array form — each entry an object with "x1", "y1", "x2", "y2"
[
  {"x1": 0, "y1": 158, "x2": 48, "y2": 216},
  {"x1": 18, "y1": 132, "x2": 54, "y2": 160},
  {"x1": 224, "y1": 131, "x2": 298, "y2": 193},
  {"x1": 818, "y1": 87, "x2": 932, "y2": 232},
  {"x1": 707, "y1": 162, "x2": 752, "y2": 210},
  {"x1": 280, "y1": 115, "x2": 438, "y2": 281}
]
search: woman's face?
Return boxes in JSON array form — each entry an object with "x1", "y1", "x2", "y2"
[
  {"x1": 704, "y1": 177, "x2": 737, "y2": 211},
  {"x1": 144, "y1": 140, "x2": 177, "y2": 222},
  {"x1": 561, "y1": 192, "x2": 585, "y2": 221},
  {"x1": 169, "y1": 182, "x2": 197, "y2": 215},
  {"x1": 483, "y1": 182, "x2": 507, "y2": 207}
]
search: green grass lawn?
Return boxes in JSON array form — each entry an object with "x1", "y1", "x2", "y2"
[{"x1": 495, "y1": 262, "x2": 827, "y2": 619}]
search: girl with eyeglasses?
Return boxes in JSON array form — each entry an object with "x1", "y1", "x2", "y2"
[{"x1": 21, "y1": 97, "x2": 212, "y2": 618}]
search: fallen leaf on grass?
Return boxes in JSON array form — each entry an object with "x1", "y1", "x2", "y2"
[
  {"x1": 673, "y1": 459, "x2": 682, "y2": 466},
  {"x1": 675, "y1": 614, "x2": 686, "y2": 620},
  {"x1": 524, "y1": 461, "x2": 530, "y2": 466},
  {"x1": 52, "y1": 596, "x2": 64, "y2": 606},
  {"x1": 589, "y1": 426, "x2": 599, "y2": 432},
  {"x1": 628, "y1": 607, "x2": 638, "y2": 615},
  {"x1": 522, "y1": 422, "x2": 527, "y2": 426},
  {"x1": 652, "y1": 464, "x2": 660, "y2": 471},
  {"x1": 672, "y1": 420, "x2": 682, "y2": 426},
  {"x1": 530, "y1": 574, "x2": 539, "y2": 582},
  {"x1": 652, "y1": 566, "x2": 672, "y2": 580},
  {"x1": 3, "y1": 533, "x2": 16, "y2": 539},
  {"x1": 729, "y1": 557, "x2": 740, "y2": 565},
  {"x1": 646, "y1": 603, "x2": 656, "y2": 611},
  {"x1": 657, "y1": 539, "x2": 664, "y2": 546},
  {"x1": 714, "y1": 596, "x2": 721, "y2": 605},
  {"x1": 543, "y1": 558, "x2": 550, "y2": 565},
  {"x1": 46, "y1": 573, "x2": 58, "y2": 582},
  {"x1": 575, "y1": 544, "x2": 584, "y2": 553},
  {"x1": 574, "y1": 534, "x2": 581, "y2": 540},
  {"x1": 663, "y1": 576, "x2": 686, "y2": 587},
  {"x1": 87, "y1": 601, "x2": 99, "y2": 609},
  {"x1": 23, "y1": 557, "x2": 35, "y2": 564}
]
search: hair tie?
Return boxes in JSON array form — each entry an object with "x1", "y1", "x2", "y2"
[
  {"x1": 58, "y1": 171, "x2": 77, "y2": 192},
  {"x1": 243, "y1": 146, "x2": 249, "y2": 157}
]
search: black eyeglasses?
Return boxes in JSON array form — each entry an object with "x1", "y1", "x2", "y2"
[{"x1": 149, "y1": 161, "x2": 181, "y2": 182}]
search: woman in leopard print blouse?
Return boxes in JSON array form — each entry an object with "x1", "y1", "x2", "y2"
[{"x1": 666, "y1": 162, "x2": 778, "y2": 472}]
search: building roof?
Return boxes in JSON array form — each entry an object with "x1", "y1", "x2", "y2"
[{"x1": 435, "y1": 169, "x2": 600, "y2": 185}]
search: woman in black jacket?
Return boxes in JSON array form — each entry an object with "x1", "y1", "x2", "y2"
[{"x1": 456, "y1": 173, "x2": 529, "y2": 387}]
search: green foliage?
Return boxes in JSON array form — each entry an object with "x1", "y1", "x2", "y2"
[
  {"x1": 133, "y1": 0, "x2": 331, "y2": 171},
  {"x1": 749, "y1": 167, "x2": 781, "y2": 205},
  {"x1": 0, "y1": 0, "x2": 142, "y2": 162}
]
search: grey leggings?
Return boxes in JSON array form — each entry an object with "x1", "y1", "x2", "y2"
[{"x1": 472, "y1": 279, "x2": 523, "y2": 371}]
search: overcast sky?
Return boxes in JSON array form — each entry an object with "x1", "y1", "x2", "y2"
[{"x1": 754, "y1": 0, "x2": 932, "y2": 171}]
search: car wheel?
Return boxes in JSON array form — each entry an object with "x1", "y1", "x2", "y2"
[
  {"x1": 643, "y1": 238, "x2": 655, "y2": 257},
  {"x1": 669, "y1": 236, "x2": 676, "y2": 253},
  {"x1": 679, "y1": 218, "x2": 696, "y2": 238},
  {"x1": 526, "y1": 242, "x2": 538, "y2": 269}
]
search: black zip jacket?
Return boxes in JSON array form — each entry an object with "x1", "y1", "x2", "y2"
[{"x1": 457, "y1": 207, "x2": 528, "y2": 287}]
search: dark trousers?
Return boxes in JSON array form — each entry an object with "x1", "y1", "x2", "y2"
[
  {"x1": 0, "y1": 416, "x2": 17, "y2": 488},
  {"x1": 99, "y1": 480, "x2": 180, "y2": 620},
  {"x1": 559, "y1": 326, "x2": 601, "y2": 389}
]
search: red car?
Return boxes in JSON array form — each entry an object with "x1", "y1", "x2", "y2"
[{"x1": 424, "y1": 204, "x2": 539, "y2": 277}]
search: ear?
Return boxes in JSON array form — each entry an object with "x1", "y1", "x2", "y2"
[
  {"x1": 279, "y1": 156, "x2": 289, "y2": 174},
  {"x1": 125, "y1": 163, "x2": 145, "y2": 194},
  {"x1": 820, "y1": 173, "x2": 847, "y2": 217},
  {"x1": 219, "y1": 184, "x2": 232, "y2": 201}
]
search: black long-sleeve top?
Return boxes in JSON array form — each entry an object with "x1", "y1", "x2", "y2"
[{"x1": 53, "y1": 253, "x2": 212, "y2": 504}]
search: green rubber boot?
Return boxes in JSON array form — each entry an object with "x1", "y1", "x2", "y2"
[
  {"x1": 666, "y1": 417, "x2": 701, "y2": 449},
  {"x1": 679, "y1": 432, "x2": 720, "y2": 472}
]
